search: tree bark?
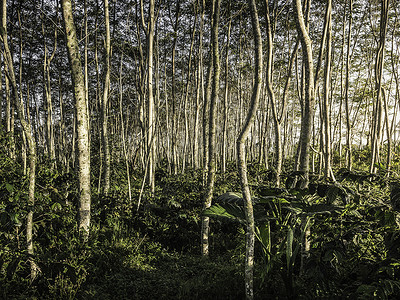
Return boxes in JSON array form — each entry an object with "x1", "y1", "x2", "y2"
[
  {"x1": 294, "y1": 0, "x2": 315, "y2": 189},
  {"x1": 170, "y1": 2, "x2": 180, "y2": 175},
  {"x1": 118, "y1": 53, "x2": 132, "y2": 203},
  {"x1": 1, "y1": 0, "x2": 39, "y2": 280},
  {"x1": 345, "y1": 0, "x2": 353, "y2": 170},
  {"x1": 193, "y1": 0, "x2": 204, "y2": 170},
  {"x1": 370, "y1": 0, "x2": 390, "y2": 174},
  {"x1": 321, "y1": 0, "x2": 335, "y2": 180},
  {"x1": 41, "y1": 20, "x2": 57, "y2": 164},
  {"x1": 221, "y1": 1, "x2": 231, "y2": 175},
  {"x1": 237, "y1": 0, "x2": 262, "y2": 298},
  {"x1": 201, "y1": 0, "x2": 220, "y2": 257},
  {"x1": 140, "y1": 0, "x2": 156, "y2": 194},
  {"x1": 62, "y1": 0, "x2": 91, "y2": 239},
  {"x1": 101, "y1": 0, "x2": 111, "y2": 194}
]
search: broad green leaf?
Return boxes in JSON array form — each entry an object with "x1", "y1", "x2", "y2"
[
  {"x1": 203, "y1": 203, "x2": 245, "y2": 223},
  {"x1": 216, "y1": 192, "x2": 243, "y2": 203}
]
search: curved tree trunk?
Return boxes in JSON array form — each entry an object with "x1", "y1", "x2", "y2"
[
  {"x1": 237, "y1": 0, "x2": 262, "y2": 298},
  {"x1": 370, "y1": 0, "x2": 390, "y2": 174},
  {"x1": 1, "y1": 0, "x2": 39, "y2": 280},
  {"x1": 294, "y1": 0, "x2": 315, "y2": 189}
]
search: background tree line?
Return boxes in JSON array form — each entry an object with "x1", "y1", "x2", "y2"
[{"x1": 2, "y1": 0, "x2": 400, "y2": 188}]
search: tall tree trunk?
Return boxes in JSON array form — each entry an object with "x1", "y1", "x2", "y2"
[
  {"x1": 1, "y1": 0, "x2": 39, "y2": 280},
  {"x1": 170, "y1": 2, "x2": 180, "y2": 175},
  {"x1": 322, "y1": 0, "x2": 335, "y2": 180},
  {"x1": 181, "y1": 9, "x2": 197, "y2": 173},
  {"x1": 201, "y1": 0, "x2": 220, "y2": 257},
  {"x1": 193, "y1": 0, "x2": 204, "y2": 170},
  {"x1": 294, "y1": 0, "x2": 315, "y2": 189},
  {"x1": 264, "y1": 1, "x2": 293, "y2": 187},
  {"x1": 370, "y1": 0, "x2": 390, "y2": 174},
  {"x1": 41, "y1": 19, "x2": 57, "y2": 164},
  {"x1": 141, "y1": 0, "x2": 156, "y2": 195},
  {"x1": 4, "y1": 57, "x2": 15, "y2": 158},
  {"x1": 237, "y1": 0, "x2": 262, "y2": 298},
  {"x1": 102, "y1": 0, "x2": 111, "y2": 194},
  {"x1": 118, "y1": 53, "x2": 132, "y2": 203},
  {"x1": 62, "y1": 0, "x2": 91, "y2": 239},
  {"x1": 221, "y1": 1, "x2": 231, "y2": 175},
  {"x1": 345, "y1": 0, "x2": 353, "y2": 170},
  {"x1": 202, "y1": 0, "x2": 213, "y2": 185}
]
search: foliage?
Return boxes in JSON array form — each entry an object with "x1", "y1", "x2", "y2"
[
  {"x1": 1, "y1": 125, "x2": 400, "y2": 299},
  {"x1": 204, "y1": 168, "x2": 400, "y2": 298}
]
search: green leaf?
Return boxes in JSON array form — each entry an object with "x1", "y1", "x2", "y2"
[
  {"x1": 216, "y1": 192, "x2": 243, "y2": 204},
  {"x1": 10, "y1": 213, "x2": 22, "y2": 227},
  {"x1": 257, "y1": 196, "x2": 290, "y2": 205},
  {"x1": 5, "y1": 183, "x2": 13, "y2": 193},
  {"x1": 256, "y1": 222, "x2": 271, "y2": 254},
  {"x1": 51, "y1": 202, "x2": 62, "y2": 211},
  {"x1": 203, "y1": 203, "x2": 245, "y2": 223}
]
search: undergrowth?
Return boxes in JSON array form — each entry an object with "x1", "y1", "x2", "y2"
[{"x1": 1, "y1": 141, "x2": 400, "y2": 299}]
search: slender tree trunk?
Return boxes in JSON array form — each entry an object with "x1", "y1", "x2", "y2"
[
  {"x1": 4, "y1": 56, "x2": 14, "y2": 158},
  {"x1": 142, "y1": 0, "x2": 156, "y2": 195},
  {"x1": 62, "y1": 0, "x2": 91, "y2": 239},
  {"x1": 264, "y1": 1, "x2": 293, "y2": 187},
  {"x1": 118, "y1": 53, "x2": 132, "y2": 203},
  {"x1": 171, "y1": 2, "x2": 180, "y2": 175},
  {"x1": 1, "y1": 0, "x2": 39, "y2": 280},
  {"x1": 102, "y1": 0, "x2": 111, "y2": 194},
  {"x1": 370, "y1": 0, "x2": 390, "y2": 174},
  {"x1": 193, "y1": 2, "x2": 204, "y2": 170},
  {"x1": 382, "y1": 89, "x2": 391, "y2": 173},
  {"x1": 322, "y1": 0, "x2": 335, "y2": 180},
  {"x1": 181, "y1": 10, "x2": 197, "y2": 173},
  {"x1": 294, "y1": 0, "x2": 315, "y2": 189},
  {"x1": 58, "y1": 73, "x2": 67, "y2": 168},
  {"x1": 41, "y1": 20, "x2": 57, "y2": 164},
  {"x1": 222, "y1": 1, "x2": 231, "y2": 175},
  {"x1": 201, "y1": 0, "x2": 220, "y2": 257},
  {"x1": 345, "y1": 0, "x2": 353, "y2": 170},
  {"x1": 237, "y1": 0, "x2": 262, "y2": 298},
  {"x1": 202, "y1": 0, "x2": 213, "y2": 185}
]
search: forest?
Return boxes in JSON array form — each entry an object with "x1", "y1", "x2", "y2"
[{"x1": 1, "y1": 0, "x2": 400, "y2": 298}]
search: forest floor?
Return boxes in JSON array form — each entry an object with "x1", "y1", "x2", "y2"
[{"x1": 1, "y1": 160, "x2": 400, "y2": 299}]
